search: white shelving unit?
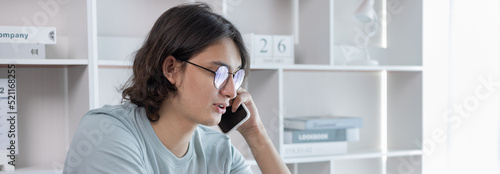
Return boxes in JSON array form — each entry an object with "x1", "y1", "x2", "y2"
[
  {"x1": 227, "y1": 0, "x2": 423, "y2": 173},
  {"x1": 0, "y1": 0, "x2": 425, "y2": 173}
]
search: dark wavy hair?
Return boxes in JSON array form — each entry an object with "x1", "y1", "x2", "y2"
[{"x1": 121, "y1": 3, "x2": 249, "y2": 122}]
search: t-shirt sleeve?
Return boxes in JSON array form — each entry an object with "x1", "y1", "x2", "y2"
[
  {"x1": 63, "y1": 112, "x2": 147, "y2": 174},
  {"x1": 230, "y1": 144, "x2": 253, "y2": 174}
]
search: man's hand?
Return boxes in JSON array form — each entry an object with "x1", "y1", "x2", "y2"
[{"x1": 229, "y1": 88, "x2": 291, "y2": 174}]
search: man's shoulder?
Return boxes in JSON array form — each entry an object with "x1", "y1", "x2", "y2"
[
  {"x1": 88, "y1": 102, "x2": 137, "y2": 116},
  {"x1": 64, "y1": 103, "x2": 148, "y2": 174},
  {"x1": 83, "y1": 102, "x2": 141, "y2": 123}
]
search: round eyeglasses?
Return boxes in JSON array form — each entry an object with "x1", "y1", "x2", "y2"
[{"x1": 185, "y1": 60, "x2": 245, "y2": 90}]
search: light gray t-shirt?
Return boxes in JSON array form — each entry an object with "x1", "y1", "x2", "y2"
[{"x1": 63, "y1": 102, "x2": 252, "y2": 174}]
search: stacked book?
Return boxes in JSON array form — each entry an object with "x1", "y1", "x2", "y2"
[
  {"x1": 283, "y1": 115, "x2": 363, "y2": 158},
  {"x1": 0, "y1": 26, "x2": 56, "y2": 59}
]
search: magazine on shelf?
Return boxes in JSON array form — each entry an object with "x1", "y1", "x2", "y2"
[
  {"x1": 0, "y1": 43, "x2": 45, "y2": 59},
  {"x1": 284, "y1": 128, "x2": 360, "y2": 144},
  {"x1": 284, "y1": 115, "x2": 363, "y2": 130},
  {"x1": 0, "y1": 26, "x2": 56, "y2": 44}
]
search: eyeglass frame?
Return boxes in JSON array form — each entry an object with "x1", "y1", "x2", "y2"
[{"x1": 184, "y1": 60, "x2": 245, "y2": 90}]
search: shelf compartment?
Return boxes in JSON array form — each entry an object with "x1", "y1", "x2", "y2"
[
  {"x1": 228, "y1": 0, "x2": 333, "y2": 65},
  {"x1": 387, "y1": 72, "x2": 423, "y2": 150},
  {"x1": 283, "y1": 71, "x2": 383, "y2": 152},
  {"x1": 0, "y1": 66, "x2": 89, "y2": 169},
  {"x1": 97, "y1": 36, "x2": 143, "y2": 62},
  {"x1": 226, "y1": 0, "x2": 293, "y2": 36},
  {"x1": 95, "y1": 0, "x2": 224, "y2": 63},
  {"x1": 295, "y1": 0, "x2": 332, "y2": 65},
  {"x1": 333, "y1": 158, "x2": 383, "y2": 174},
  {"x1": 295, "y1": 161, "x2": 331, "y2": 174},
  {"x1": 1, "y1": 1, "x2": 89, "y2": 60},
  {"x1": 387, "y1": 155, "x2": 422, "y2": 174},
  {"x1": 96, "y1": 0, "x2": 224, "y2": 38},
  {"x1": 97, "y1": 68, "x2": 132, "y2": 107}
]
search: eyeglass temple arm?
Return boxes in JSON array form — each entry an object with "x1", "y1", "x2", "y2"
[
  {"x1": 185, "y1": 60, "x2": 243, "y2": 77},
  {"x1": 185, "y1": 61, "x2": 217, "y2": 74}
]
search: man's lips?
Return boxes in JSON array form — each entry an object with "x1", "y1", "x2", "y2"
[{"x1": 214, "y1": 104, "x2": 227, "y2": 114}]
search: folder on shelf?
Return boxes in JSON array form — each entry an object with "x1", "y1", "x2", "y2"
[
  {"x1": 0, "y1": 26, "x2": 56, "y2": 44},
  {"x1": 0, "y1": 43, "x2": 45, "y2": 59}
]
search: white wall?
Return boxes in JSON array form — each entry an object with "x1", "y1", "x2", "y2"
[
  {"x1": 423, "y1": 0, "x2": 500, "y2": 173},
  {"x1": 448, "y1": 0, "x2": 500, "y2": 173}
]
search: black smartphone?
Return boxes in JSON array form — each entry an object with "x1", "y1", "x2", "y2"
[{"x1": 218, "y1": 104, "x2": 250, "y2": 134}]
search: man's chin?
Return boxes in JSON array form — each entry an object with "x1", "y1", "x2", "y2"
[{"x1": 200, "y1": 115, "x2": 221, "y2": 127}]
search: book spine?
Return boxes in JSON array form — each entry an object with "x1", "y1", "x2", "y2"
[
  {"x1": 305, "y1": 118, "x2": 363, "y2": 130},
  {"x1": 283, "y1": 119, "x2": 307, "y2": 130},
  {"x1": 0, "y1": 26, "x2": 56, "y2": 44},
  {"x1": 284, "y1": 117, "x2": 363, "y2": 130},
  {"x1": 282, "y1": 142, "x2": 347, "y2": 158},
  {"x1": 0, "y1": 43, "x2": 45, "y2": 59},
  {"x1": 284, "y1": 129, "x2": 347, "y2": 144}
]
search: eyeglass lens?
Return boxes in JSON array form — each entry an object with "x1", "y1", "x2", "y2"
[{"x1": 214, "y1": 66, "x2": 245, "y2": 89}]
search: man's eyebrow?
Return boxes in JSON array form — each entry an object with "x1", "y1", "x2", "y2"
[{"x1": 211, "y1": 61, "x2": 242, "y2": 71}]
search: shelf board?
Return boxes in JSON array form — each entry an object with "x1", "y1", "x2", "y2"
[
  {"x1": 4, "y1": 166, "x2": 62, "y2": 174},
  {"x1": 250, "y1": 64, "x2": 423, "y2": 72},
  {"x1": 386, "y1": 149, "x2": 423, "y2": 157},
  {"x1": 0, "y1": 59, "x2": 88, "y2": 66},
  {"x1": 95, "y1": 61, "x2": 423, "y2": 72},
  {"x1": 98, "y1": 60, "x2": 132, "y2": 68},
  {"x1": 281, "y1": 149, "x2": 422, "y2": 164}
]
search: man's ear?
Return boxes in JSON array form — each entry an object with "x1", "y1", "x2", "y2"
[{"x1": 162, "y1": 55, "x2": 181, "y2": 85}]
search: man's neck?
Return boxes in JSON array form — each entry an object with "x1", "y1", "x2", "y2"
[{"x1": 151, "y1": 101, "x2": 197, "y2": 158}]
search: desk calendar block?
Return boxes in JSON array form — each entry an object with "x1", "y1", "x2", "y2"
[{"x1": 244, "y1": 33, "x2": 294, "y2": 65}]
